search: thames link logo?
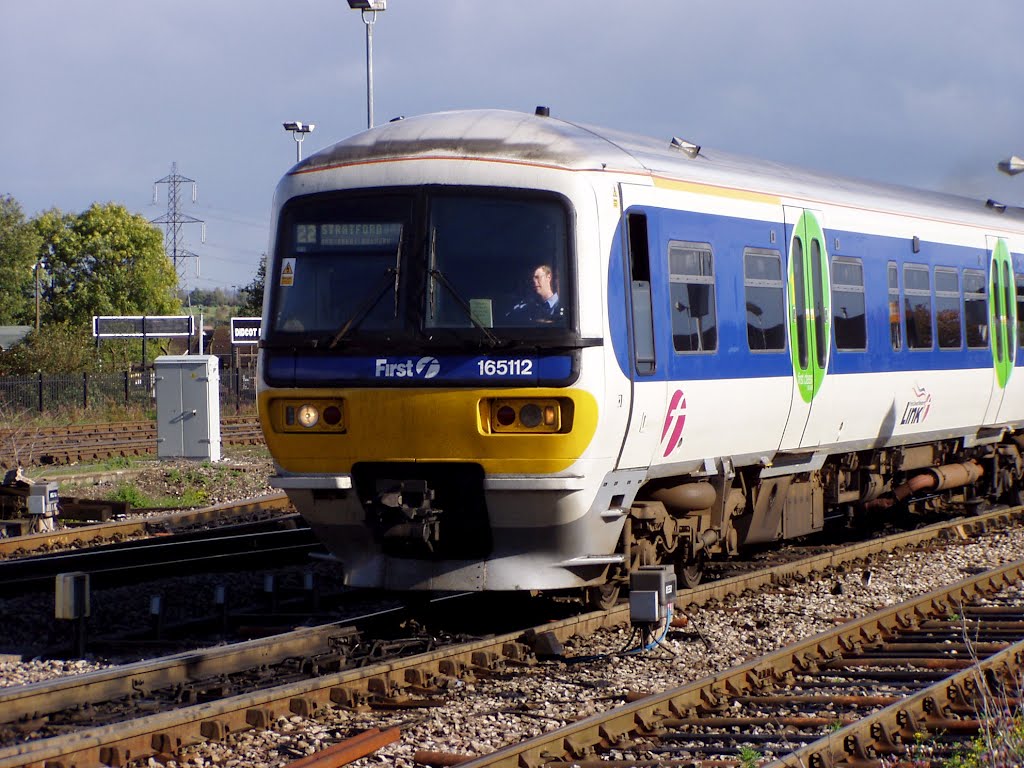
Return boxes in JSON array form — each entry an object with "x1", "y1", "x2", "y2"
[{"x1": 900, "y1": 386, "x2": 932, "y2": 425}]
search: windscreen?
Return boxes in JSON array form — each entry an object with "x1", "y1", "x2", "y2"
[
  {"x1": 271, "y1": 195, "x2": 411, "y2": 335},
  {"x1": 426, "y1": 194, "x2": 569, "y2": 330},
  {"x1": 269, "y1": 189, "x2": 571, "y2": 343}
]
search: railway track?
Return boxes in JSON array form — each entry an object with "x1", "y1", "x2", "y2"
[
  {"x1": 1, "y1": 505, "x2": 1022, "y2": 768},
  {"x1": 0, "y1": 492, "x2": 292, "y2": 558},
  {"x1": 0, "y1": 515, "x2": 322, "y2": 596},
  {"x1": 0, "y1": 417, "x2": 263, "y2": 468},
  {"x1": 465, "y1": 560, "x2": 1024, "y2": 768}
]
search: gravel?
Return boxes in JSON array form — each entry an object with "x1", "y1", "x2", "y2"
[{"x1": 2, "y1": 515, "x2": 1022, "y2": 767}]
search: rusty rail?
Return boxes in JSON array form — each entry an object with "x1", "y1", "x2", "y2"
[{"x1": 0, "y1": 417, "x2": 263, "y2": 468}]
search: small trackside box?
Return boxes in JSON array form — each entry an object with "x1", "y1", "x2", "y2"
[{"x1": 629, "y1": 565, "x2": 677, "y2": 624}]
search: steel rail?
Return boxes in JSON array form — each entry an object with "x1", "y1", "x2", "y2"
[
  {"x1": 0, "y1": 417, "x2": 262, "y2": 467},
  {"x1": 0, "y1": 492, "x2": 291, "y2": 557},
  {"x1": 454, "y1": 559, "x2": 1024, "y2": 768},
  {"x1": 0, "y1": 524, "x2": 323, "y2": 594},
  {"x1": 767, "y1": 638, "x2": 1024, "y2": 767},
  {"x1": 0, "y1": 506, "x2": 1020, "y2": 768}
]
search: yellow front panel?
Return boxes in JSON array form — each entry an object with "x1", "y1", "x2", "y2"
[{"x1": 260, "y1": 387, "x2": 599, "y2": 474}]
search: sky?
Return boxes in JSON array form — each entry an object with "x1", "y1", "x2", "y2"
[{"x1": 3, "y1": 1, "x2": 1024, "y2": 292}]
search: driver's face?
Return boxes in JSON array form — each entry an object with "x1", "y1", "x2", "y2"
[{"x1": 532, "y1": 268, "x2": 552, "y2": 299}]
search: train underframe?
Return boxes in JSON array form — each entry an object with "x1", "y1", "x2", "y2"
[{"x1": 588, "y1": 430, "x2": 1024, "y2": 608}]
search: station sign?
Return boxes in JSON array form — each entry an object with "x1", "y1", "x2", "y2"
[
  {"x1": 230, "y1": 317, "x2": 262, "y2": 345},
  {"x1": 93, "y1": 315, "x2": 195, "y2": 338}
]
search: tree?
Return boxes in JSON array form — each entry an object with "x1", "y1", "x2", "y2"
[
  {"x1": 0, "y1": 321, "x2": 100, "y2": 375},
  {"x1": 239, "y1": 254, "x2": 267, "y2": 317},
  {"x1": 34, "y1": 203, "x2": 181, "y2": 328},
  {"x1": 0, "y1": 195, "x2": 42, "y2": 326}
]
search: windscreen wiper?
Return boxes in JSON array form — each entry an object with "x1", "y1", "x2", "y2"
[
  {"x1": 327, "y1": 229, "x2": 403, "y2": 350},
  {"x1": 428, "y1": 267, "x2": 502, "y2": 348},
  {"x1": 328, "y1": 266, "x2": 398, "y2": 349}
]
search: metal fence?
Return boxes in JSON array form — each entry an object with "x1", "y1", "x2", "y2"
[{"x1": 0, "y1": 366, "x2": 258, "y2": 416}]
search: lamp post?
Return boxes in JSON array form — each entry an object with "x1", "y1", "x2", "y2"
[
  {"x1": 998, "y1": 156, "x2": 1024, "y2": 176},
  {"x1": 283, "y1": 121, "x2": 315, "y2": 163},
  {"x1": 347, "y1": 0, "x2": 386, "y2": 130}
]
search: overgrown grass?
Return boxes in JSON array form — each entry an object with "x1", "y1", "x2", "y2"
[
  {"x1": 106, "y1": 482, "x2": 209, "y2": 509},
  {"x1": 107, "y1": 484, "x2": 152, "y2": 508},
  {"x1": 945, "y1": 714, "x2": 1024, "y2": 767}
]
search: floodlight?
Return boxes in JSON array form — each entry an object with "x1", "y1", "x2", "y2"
[{"x1": 283, "y1": 121, "x2": 316, "y2": 163}]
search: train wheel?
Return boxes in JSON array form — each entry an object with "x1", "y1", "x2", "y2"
[
  {"x1": 584, "y1": 582, "x2": 621, "y2": 611},
  {"x1": 675, "y1": 553, "x2": 705, "y2": 590}
]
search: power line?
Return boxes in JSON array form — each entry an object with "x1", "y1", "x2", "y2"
[{"x1": 151, "y1": 162, "x2": 206, "y2": 284}]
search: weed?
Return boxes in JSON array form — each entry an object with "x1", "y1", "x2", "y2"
[
  {"x1": 175, "y1": 488, "x2": 208, "y2": 508},
  {"x1": 738, "y1": 746, "x2": 761, "y2": 768},
  {"x1": 107, "y1": 484, "x2": 152, "y2": 508},
  {"x1": 100, "y1": 456, "x2": 133, "y2": 471}
]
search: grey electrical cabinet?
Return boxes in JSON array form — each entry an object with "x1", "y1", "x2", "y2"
[{"x1": 154, "y1": 355, "x2": 222, "y2": 461}]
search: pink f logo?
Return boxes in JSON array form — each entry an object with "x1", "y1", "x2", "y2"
[{"x1": 661, "y1": 389, "x2": 687, "y2": 458}]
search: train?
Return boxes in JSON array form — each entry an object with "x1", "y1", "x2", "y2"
[{"x1": 257, "y1": 107, "x2": 1023, "y2": 607}]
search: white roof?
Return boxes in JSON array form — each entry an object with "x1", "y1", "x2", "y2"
[{"x1": 297, "y1": 109, "x2": 1024, "y2": 232}]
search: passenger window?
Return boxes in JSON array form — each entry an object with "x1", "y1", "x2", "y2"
[
  {"x1": 743, "y1": 248, "x2": 785, "y2": 351},
  {"x1": 903, "y1": 264, "x2": 932, "y2": 349},
  {"x1": 963, "y1": 269, "x2": 987, "y2": 349},
  {"x1": 934, "y1": 268, "x2": 962, "y2": 349},
  {"x1": 831, "y1": 256, "x2": 866, "y2": 350},
  {"x1": 888, "y1": 262, "x2": 901, "y2": 351},
  {"x1": 668, "y1": 241, "x2": 717, "y2": 353}
]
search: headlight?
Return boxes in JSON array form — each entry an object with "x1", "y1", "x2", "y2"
[
  {"x1": 277, "y1": 400, "x2": 345, "y2": 432},
  {"x1": 296, "y1": 404, "x2": 319, "y2": 428},
  {"x1": 488, "y1": 398, "x2": 565, "y2": 433}
]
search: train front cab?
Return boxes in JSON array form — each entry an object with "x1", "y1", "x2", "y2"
[{"x1": 260, "y1": 174, "x2": 632, "y2": 593}]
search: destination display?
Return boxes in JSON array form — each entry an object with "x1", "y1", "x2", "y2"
[{"x1": 295, "y1": 222, "x2": 402, "y2": 250}]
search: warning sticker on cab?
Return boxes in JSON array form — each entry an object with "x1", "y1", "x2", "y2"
[{"x1": 280, "y1": 258, "x2": 296, "y2": 287}]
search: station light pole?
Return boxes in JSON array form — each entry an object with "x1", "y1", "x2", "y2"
[
  {"x1": 283, "y1": 121, "x2": 315, "y2": 163},
  {"x1": 347, "y1": 0, "x2": 386, "y2": 129}
]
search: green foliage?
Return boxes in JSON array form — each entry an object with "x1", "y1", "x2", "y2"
[
  {"x1": 185, "y1": 287, "x2": 241, "y2": 308},
  {"x1": 100, "y1": 456, "x2": 134, "y2": 471},
  {"x1": 944, "y1": 710, "x2": 1024, "y2": 767},
  {"x1": 238, "y1": 254, "x2": 267, "y2": 317},
  {"x1": 0, "y1": 321, "x2": 101, "y2": 374},
  {"x1": 0, "y1": 194, "x2": 42, "y2": 325},
  {"x1": 107, "y1": 483, "x2": 151, "y2": 508},
  {"x1": 738, "y1": 746, "x2": 761, "y2": 768},
  {"x1": 34, "y1": 202, "x2": 181, "y2": 328}
]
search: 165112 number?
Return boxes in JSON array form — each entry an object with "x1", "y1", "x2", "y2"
[{"x1": 477, "y1": 359, "x2": 534, "y2": 376}]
